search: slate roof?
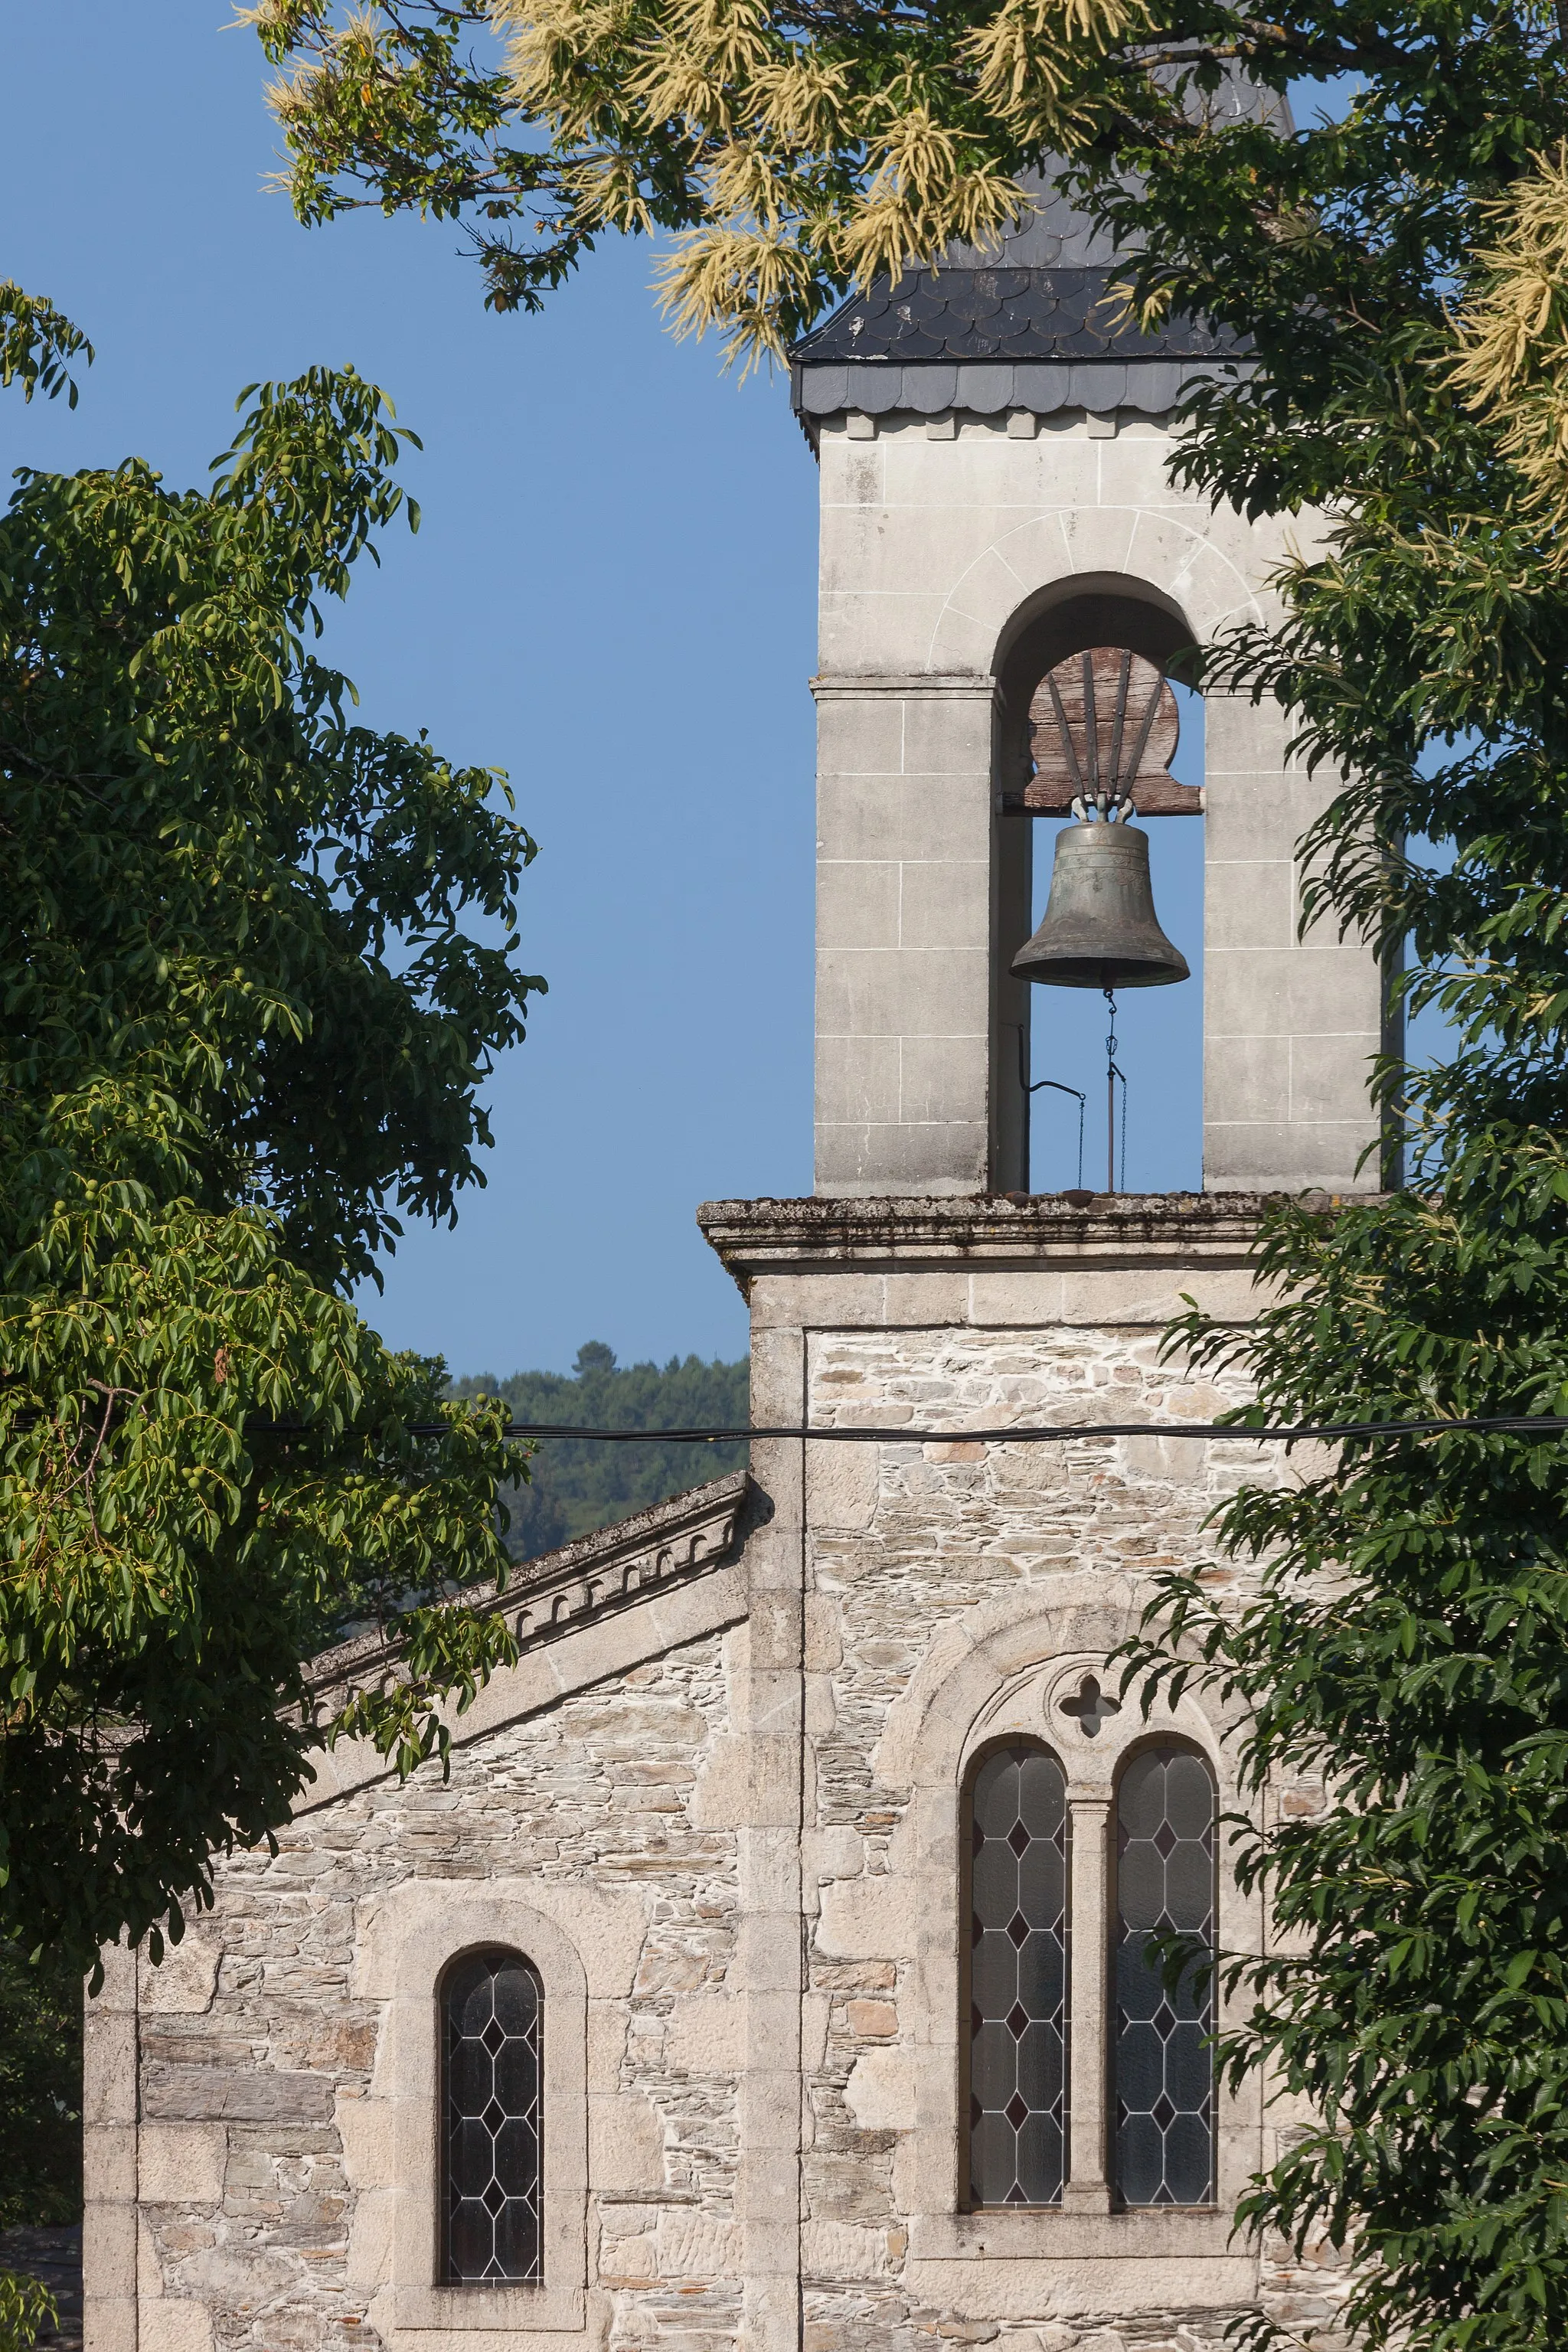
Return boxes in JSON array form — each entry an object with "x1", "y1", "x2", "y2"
[
  {"x1": 787, "y1": 175, "x2": 1252, "y2": 430},
  {"x1": 792, "y1": 265, "x2": 1236, "y2": 369}
]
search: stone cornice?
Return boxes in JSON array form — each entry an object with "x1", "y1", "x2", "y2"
[
  {"x1": 309, "y1": 1470, "x2": 752, "y2": 1696},
  {"x1": 697, "y1": 1191, "x2": 1380, "y2": 1293},
  {"x1": 810, "y1": 673, "x2": 999, "y2": 701}
]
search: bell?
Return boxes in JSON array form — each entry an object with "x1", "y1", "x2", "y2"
[{"x1": 1011, "y1": 821, "x2": 1191, "y2": 990}]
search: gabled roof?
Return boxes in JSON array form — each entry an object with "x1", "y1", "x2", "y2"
[
  {"x1": 299, "y1": 1473, "x2": 754, "y2": 1808},
  {"x1": 311, "y1": 1470, "x2": 753, "y2": 1697}
]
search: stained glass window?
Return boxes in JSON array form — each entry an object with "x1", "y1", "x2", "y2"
[
  {"x1": 442, "y1": 1948, "x2": 543, "y2": 2283},
  {"x1": 967, "y1": 1745, "x2": 1070, "y2": 2207},
  {"x1": 1113, "y1": 1746, "x2": 1216, "y2": 2207}
]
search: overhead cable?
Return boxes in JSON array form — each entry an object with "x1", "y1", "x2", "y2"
[{"x1": 251, "y1": 1415, "x2": 1568, "y2": 1446}]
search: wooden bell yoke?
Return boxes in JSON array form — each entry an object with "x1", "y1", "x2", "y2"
[{"x1": 1007, "y1": 647, "x2": 1202, "y2": 819}]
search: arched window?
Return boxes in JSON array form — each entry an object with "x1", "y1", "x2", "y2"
[
  {"x1": 1112, "y1": 1745, "x2": 1216, "y2": 2207},
  {"x1": 966, "y1": 1744, "x2": 1070, "y2": 2207},
  {"x1": 441, "y1": 1947, "x2": 543, "y2": 2283}
]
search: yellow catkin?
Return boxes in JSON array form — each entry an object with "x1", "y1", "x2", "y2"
[
  {"x1": 488, "y1": 0, "x2": 1142, "y2": 352},
  {"x1": 1448, "y1": 146, "x2": 1568, "y2": 539}
]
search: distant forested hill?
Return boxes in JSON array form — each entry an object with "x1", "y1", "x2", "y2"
[{"x1": 449, "y1": 1342, "x2": 749, "y2": 1560}]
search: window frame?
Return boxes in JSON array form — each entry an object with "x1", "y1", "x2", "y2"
[
  {"x1": 893, "y1": 1594, "x2": 1261, "y2": 2265},
  {"x1": 439, "y1": 1943, "x2": 547, "y2": 2286},
  {"x1": 959, "y1": 1737, "x2": 1073, "y2": 2213},
  {"x1": 1109, "y1": 1736, "x2": 1219, "y2": 2213},
  {"x1": 374, "y1": 1891, "x2": 590, "y2": 2334}
]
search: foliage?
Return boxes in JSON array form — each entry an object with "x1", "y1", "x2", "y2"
[
  {"x1": 0, "y1": 2274, "x2": 53, "y2": 2352},
  {"x1": 0, "y1": 283, "x2": 92, "y2": 407},
  {"x1": 244, "y1": 0, "x2": 1101, "y2": 361},
  {"x1": 1447, "y1": 144, "x2": 1568, "y2": 540},
  {"x1": 0, "y1": 1942, "x2": 81, "y2": 2228},
  {"x1": 452, "y1": 1341, "x2": 747, "y2": 1557},
  {"x1": 247, "y1": 0, "x2": 1568, "y2": 368},
  {"x1": 2, "y1": 361, "x2": 544, "y2": 1978},
  {"x1": 1102, "y1": 80, "x2": 1568, "y2": 2351},
  {"x1": 1126, "y1": 1110, "x2": 1568, "y2": 2352}
]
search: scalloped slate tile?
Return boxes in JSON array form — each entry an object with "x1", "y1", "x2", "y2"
[{"x1": 793, "y1": 267, "x2": 1242, "y2": 368}]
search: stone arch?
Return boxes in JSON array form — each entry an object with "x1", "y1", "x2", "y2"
[
  {"x1": 982, "y1": 543, "x2": 1229, "y2": 1191},
  {"x1": 860, "y1": 1576, "x2": 1262, "y2": 2256},
  {"x1": 923, "y1": 505, "x2": 1271, "y2": 678},
  {"x1": 994, "y1": 572, "x2": 1201, "y2": 802},
  {"x1": 354, "y1": 1883, "x2": 591, "y2": 2334}
]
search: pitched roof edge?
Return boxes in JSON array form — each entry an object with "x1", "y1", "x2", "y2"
[{"x1": 308, "y1": 1469, "x2": 753, "y2": 1697}]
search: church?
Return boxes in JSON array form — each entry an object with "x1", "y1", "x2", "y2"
[{"x1": 80, "y1": 184, "x2": 1387, "y2": 2352}]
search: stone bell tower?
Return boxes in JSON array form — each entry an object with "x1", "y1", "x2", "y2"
[
  {"x1": 789, "y1": 186, "x2": 1387, "y2": 1198},
  {"x1": 693, "y1": 178, "x2": 1370, "y2": 2352}
]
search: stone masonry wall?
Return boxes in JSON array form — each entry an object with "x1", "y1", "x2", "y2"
[
  {"x1": 115, "y1": 1301, "x2": 1349, "y2": 2352},
  {"x1": 135, "y1": 1632, "x2": 743, "y2": 2352},
  {"x1": 796, "y1": 1324, "x2": 1347, "y2": 2352}
]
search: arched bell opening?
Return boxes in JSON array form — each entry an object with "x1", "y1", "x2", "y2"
[{"x1": 989, "y1": 581, "x2": 1206, "y2": 1196}]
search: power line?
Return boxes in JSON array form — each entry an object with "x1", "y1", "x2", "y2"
[{"x1": 250, "y1": 1416, "x2": 1568, "y2": 1446}]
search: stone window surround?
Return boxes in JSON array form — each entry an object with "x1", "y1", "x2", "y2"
[
  {"x1": 959, "y1": 1715, "x2": 1217, "y2": 2220},
  {"x1": 371, "y1": 1890, "x2": 590, "y2": 2336},
  {"x1": 890, "y1": 1581, "x2": 1264, "y2": 2268}
]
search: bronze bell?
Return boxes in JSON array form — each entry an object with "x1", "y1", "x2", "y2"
[{"x1": 1011, "y1": 819, "x2": 1190, "y2": 990}]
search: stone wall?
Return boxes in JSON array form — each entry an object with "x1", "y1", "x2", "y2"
[
  {"x1": 132, "y1": 1632, "x2": 744, "y2": 2352},
  {"x1": 93, "y1": 1206, "x2": 1359, "y2": 2352},
  {"x1": 790, "y1": 1321, "x2": 1347, "y2": 2352}
]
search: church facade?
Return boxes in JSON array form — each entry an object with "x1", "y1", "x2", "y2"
[{"x1": 82, "y1": 193, "x2": 1383, "y2": 2352}]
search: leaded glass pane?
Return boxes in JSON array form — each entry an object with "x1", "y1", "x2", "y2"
[
  {"x1": 443, "y1": 1949, "x2": 542, "y2": 2282},
  {"x1": 967, "y1": 1746, "x2": 1070, "y2": 2207},
  {"x1": 1113, "y1": 1748, "x2": 1215, "y2": 2207}
]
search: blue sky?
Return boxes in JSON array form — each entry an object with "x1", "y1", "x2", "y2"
[{"x1": 3, "y1": 5, "x2": 1208, "y2": 1375}]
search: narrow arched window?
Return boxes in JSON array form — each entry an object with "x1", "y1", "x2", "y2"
[
  {"x1": 442, "y1": 1947, "x2": 543, "y2": 2283},
  {"x1": 966, "y1": 1744, "x2": 1070, "y2": 2207},
  {"x1": 1113, "y1": 1746, "x2": 1216, "y2": 2207}
]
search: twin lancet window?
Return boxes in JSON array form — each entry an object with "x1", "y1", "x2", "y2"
[
  {"x1": 441, "y1": 1947, "x2": 544, "y2": 2283},
  {"x1": 967, "y1": 1742, "x2": 1217, "y2": 2210}
]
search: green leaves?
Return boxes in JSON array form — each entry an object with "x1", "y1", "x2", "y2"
[
  {"x1": 0, "y1": 2272, "x2": 54, "y2": 2352},
  {"x1": 1076, "y1": 40, "x2": 1568, "y2": 2352},
  {"x1": 1125, "y1": 1184, "x2": 1568, "y2": 2347},
  {"x1": 247, "y1": 0, "x2": 1568, "y2": 366},
  {"x1": 251, "y1": 2, "x2": 598, "y2": 319},
  {"x1": 0, "y1": 283, "x2": 91, "y2": 407},
  {"x1": 0, "y1": 366, "x2": 542, "y2": 1975}
]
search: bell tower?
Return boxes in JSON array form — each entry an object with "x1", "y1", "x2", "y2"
[
  {"x1": 791, "y1": 187, "x2": 1387, "y2": 1198},
  {"x1": 691, "y1": 180, "x2": 1370, "y2": 2352}
]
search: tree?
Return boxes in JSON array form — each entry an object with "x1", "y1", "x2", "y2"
[
  {"x1": 1104, "y1": 123, "x2": 1568, "y2": 2337},
  {"x1": 0, "y1": 1936, "x2": 82, "y2": 2230},
  {"x1": 2, "y1": 357, "x2": 542, "y2": 1980},
  {"x1": 0, "y1": 283, "x2": 91, "y2": 407},
  {"x1": 244, "y1": 0, "x2": 1568, "y2": 367},
  {"x1": 452, "y1": 1341, "x2": 748, "y2": 1557}
]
